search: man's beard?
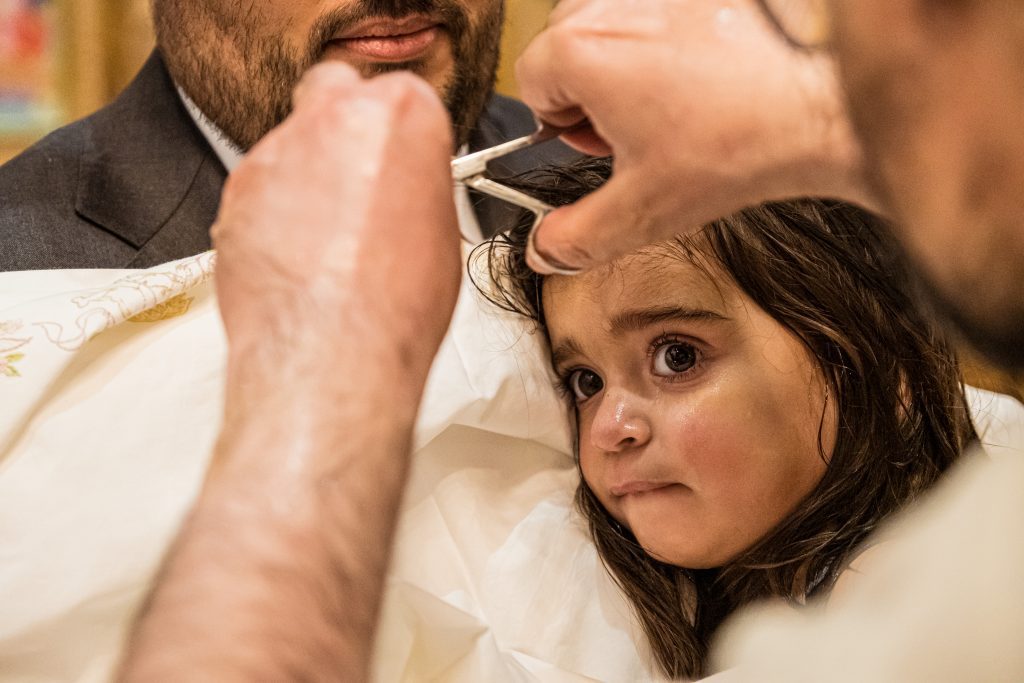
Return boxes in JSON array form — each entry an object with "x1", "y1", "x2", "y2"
[
  {"x1": 910, "y1": 262, "x2": 1024, "y2": 373},
  {"x1": 154, "y1": 0, "x2": 503, "y2": 151}
]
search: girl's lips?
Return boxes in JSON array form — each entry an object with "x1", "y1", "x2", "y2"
[{"x1": 609, "y1": 481, "x2": 677, "y2": 497}]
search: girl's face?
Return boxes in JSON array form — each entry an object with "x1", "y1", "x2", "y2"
[{"x1": 543, "y1": 248, "x2": 836, "y2": 568}]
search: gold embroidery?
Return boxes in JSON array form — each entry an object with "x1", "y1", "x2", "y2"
[
  {"x1": 0, "y1": 320, "x2": 30, "y2": 376},
  {"x1": 35, "y1": 251, "x2": 215, "y2": 351},
  {"x1": 1, "y1": 353, "x2": 24, "y2": 377},
  {"x1": 128, "y1": 294, "x2": 195, "y2": 323}
]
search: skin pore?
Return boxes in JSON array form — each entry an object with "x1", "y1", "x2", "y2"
[
  {"x1": 543, "y1": 247, "x2": 836, "y2": 569},
  {"x1": 153, "y1": 0, "x2": 503, "y2": 150}
]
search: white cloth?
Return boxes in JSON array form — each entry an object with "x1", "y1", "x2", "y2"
[
  {"x1": 175, "y1": 90, "x2": 486, "y2": 243},
  {"x1": 0, "y1": 252, "x2": 1021, "y2": 682},
  {"x1": 708, "y1": 396, "x2": 1024, "y2": 682},
  {"x1": 0, "y1": 251, "x2": 651, "y2": 682},
  {"x1": 710, "y1": 444, "x2": 1024, "y2": 682}
]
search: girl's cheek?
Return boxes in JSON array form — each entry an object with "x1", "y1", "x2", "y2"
[{"x1": 662, "y1": 398, "x2": 748, "y2": 480}]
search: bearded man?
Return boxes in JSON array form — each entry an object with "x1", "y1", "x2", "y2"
[{"x1": 0, "y1": 0, "x2": 548, "y2": 270}]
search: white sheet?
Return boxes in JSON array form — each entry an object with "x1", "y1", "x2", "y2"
[
  {"x1": 0, "y1": 252, "x2": 1019, "y2": 682},
  {"x1": 0, "y1": 252, "x2": 654, "y2": 682}
]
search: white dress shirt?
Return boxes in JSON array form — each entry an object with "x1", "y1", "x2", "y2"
[{"x1": 176, "y1": 86, "x2": 485, "y2": 243}]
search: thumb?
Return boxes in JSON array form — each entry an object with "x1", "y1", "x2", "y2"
[{"x1": 527, "y1": 170, "x2": 668, "y2": 274}]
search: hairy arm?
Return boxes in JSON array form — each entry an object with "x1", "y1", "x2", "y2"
[
  {"x1": 118, "y1": 64, "x2": 461, "y2": 682},
  {"x1": 120, "y1": 351, "x2": 420, "y2": 682}
]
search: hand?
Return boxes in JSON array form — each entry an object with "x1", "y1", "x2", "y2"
[
  {"x1": 213, "y1": 63, "x2": 461, "y2": 409},
  {"x1": 121, "y1": 66, "x2": 461, "y2": 681},
  {"x1": 516, "y1": 0, "x2": 875, "y2": 273}
]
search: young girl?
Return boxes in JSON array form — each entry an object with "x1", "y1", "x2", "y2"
[{"x1": 477, "y1": 159, "x2": 975, "y2": 679}]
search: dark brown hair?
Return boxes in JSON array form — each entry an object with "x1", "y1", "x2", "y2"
[{"x1": 474, "y1": 157, "x2": 975, "y2": 679}]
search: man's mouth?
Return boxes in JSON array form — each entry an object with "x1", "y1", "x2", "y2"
[{"x1": 328, "y1": 15, "x2": 445, "y2": 62}]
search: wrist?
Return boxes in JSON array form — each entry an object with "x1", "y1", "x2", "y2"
[
  {"x1": 224, "y1": 315, "x2": 433, "y2": 408},
  {"x1": 210, "y1": 333, "x2": 426, "y2": 493},
  {"x1": 126, "y1": 396, "x2": 410, "y2": 682}
]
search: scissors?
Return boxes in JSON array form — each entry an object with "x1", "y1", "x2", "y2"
[{"x1": 451, "y1": 122, "x2": 584, "y2": 276}]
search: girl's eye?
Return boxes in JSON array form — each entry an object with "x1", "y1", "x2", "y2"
[
  {"x1": 568, "y1": 369, "x2": 604, "y2": 401},
  {"x1": 652, "y1": 341, "x2": 698, "y2": 376}
]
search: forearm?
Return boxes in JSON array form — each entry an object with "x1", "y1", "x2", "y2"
[
  {"x1": 123, "y1": 61, "x2": 461, "y2": 683},
  {"x1": 119, "y1": 349, "x2": 423, "y2": 682}
]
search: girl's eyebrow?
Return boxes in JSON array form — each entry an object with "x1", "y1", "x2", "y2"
[
  {"x1": 550, "y1": 306, "x2": 728, "y2": 369},
  {"x1": 609, "y1": 305, "x2": 728, "y2": 333},
  {"x1": 551, "y1": 337, "x2": 585, "y2": 370}
]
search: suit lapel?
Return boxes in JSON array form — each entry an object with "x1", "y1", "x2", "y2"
[
  {"x1": 74, "y1": 50, "x2": 226, "y2": 267},
  {"x1": 74, "y1": 55, "x2": 572, "y2": 261}
]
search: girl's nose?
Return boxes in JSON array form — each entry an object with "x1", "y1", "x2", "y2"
[{"x1": 588, "y1": 391, "x2": 652, "y2": 453}]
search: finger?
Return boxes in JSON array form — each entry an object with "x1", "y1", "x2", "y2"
[
  {"x1": 209, "y1": 218, "x2": 227, "y2": 247},
  {"x1": 559, "y1": 123, "x2": 613, "y2": 157},
  {"x1": 292, "y1": 61, "x2": 362, "y2": 110},
  {"x1": 367, "y1": 71, "x2": 450, "y2": 128},
  {"x1": 526, "y1": 172, "x2": 672, "y2": 273},
  {"x1": 515, "y1": 27, "x2": 586, "y2": 128},
  {"x1": 361, "y1": 72, "x2": 454, "y2": 163},
  {"x1": 546, "y1": 0, "x2": 591, "y2": 26},
  {"x1": 369, "y1": 69, "x2": 439, "y2": 98}
]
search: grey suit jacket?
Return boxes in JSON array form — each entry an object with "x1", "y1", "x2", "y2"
[{"x1": 0, "y1": 50, "x2": 574, "y2": 271}]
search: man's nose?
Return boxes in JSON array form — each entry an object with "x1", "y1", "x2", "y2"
[{"x1": 588, "y1": 391, "x2": 652, "y2": 453}]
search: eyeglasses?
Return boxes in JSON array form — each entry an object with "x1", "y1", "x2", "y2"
[{"x1": 755, "y1": 0, "x2": 832, "y2": 50}]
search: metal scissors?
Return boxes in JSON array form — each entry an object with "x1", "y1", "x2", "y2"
[{"x1": 451, "y1": 123, "x2": 583, "y2": 276}]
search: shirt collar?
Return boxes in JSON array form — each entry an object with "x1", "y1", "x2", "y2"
[
  {"x1": 176, "y1": 89, "x2": 485, "y2": 243},
  {"x1": 176, "y1": 86, "x2": 245, "y2": 173}
]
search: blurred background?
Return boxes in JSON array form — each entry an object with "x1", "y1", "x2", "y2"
[
  {"x1": 0, "y1": 0, "x2": 553, "y2": 163},
  {"x1": 1, "y1": 0, "x2": 1020, "y2": 397}
]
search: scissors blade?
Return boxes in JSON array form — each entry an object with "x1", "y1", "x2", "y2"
[
  {"x1": 451, "y1": 133, "x2": 537, "y2": 182},
  {"x1": 450, "y1": 121, "x2": 580, "y2": 182},
  {"x1": 464, "y1": 176, "x2": 554, "y2": 215}
]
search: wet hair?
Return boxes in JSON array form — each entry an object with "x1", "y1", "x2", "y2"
[{"x1": 473, "y1": 157, "x2": 975, "y2": 679}]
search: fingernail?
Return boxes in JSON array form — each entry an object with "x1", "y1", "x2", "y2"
[{"x1": 526, "y1": 221, "x2": 583, "y2": 276}]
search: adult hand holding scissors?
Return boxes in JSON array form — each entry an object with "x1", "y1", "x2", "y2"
[{"x1": 516, "y1": 0, "x2": 876, "y2": 273}]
